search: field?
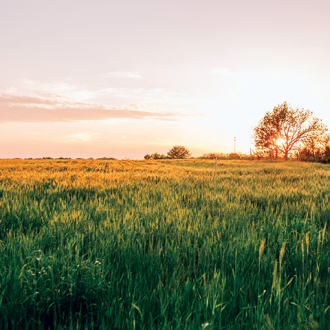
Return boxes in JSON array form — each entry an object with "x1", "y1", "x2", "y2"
[{"x1": 0, "y1": 159, "x2": 329, "y2": 329}]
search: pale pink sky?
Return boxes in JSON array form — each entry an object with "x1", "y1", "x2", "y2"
[{"x1": 1, "y1": 0, "x2": 330, "y2": 158}]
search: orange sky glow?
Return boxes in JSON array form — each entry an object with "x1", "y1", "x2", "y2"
[{"x1": 1, "y1": 0, "x2": 330, "y2": 159}]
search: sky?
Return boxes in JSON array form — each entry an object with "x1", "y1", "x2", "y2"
[{"x1": 1, "y1": 0, "x2": 330, "y2": 159}]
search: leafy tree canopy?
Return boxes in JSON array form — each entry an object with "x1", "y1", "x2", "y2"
[
  {"x1": 167, "y1": 145, "x2": 191, "y2": 159},
  {"x1": 253, "y1": 102, "x2": 328, "y2": 159}
]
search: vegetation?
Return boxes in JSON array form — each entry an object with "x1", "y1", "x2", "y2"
[
  {"x1": 296, "y1": 141, "x2": 330, "y2": 164},
  {"x1": 0, "y1": 158, "x2": 330, "y2": 329},
  {"x1": 201, "y1": 152, "x2": 250, "y2": 160},
  {"x1": 167, "y1": 145, "x2": 191, "y2": 159},
  {"x1": 253, "y1": 102, "x2": 328, "y2": 159},
  {"x1": 144, "y1": 153, "x2": 168, "y2": 160},
  {"x1": 144, "y1": 146, "x2": 191, "y2": 160},
  {"x1": 97, "y1": 157, "x2": 117, "y2": 160}
]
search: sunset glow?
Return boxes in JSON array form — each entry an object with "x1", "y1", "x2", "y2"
[
  {"x1": 276, "y1": 138, "x2": 285, "y2": 146},
  {"x1": 1, "y1": 0, "x2": 330, "y2": 158},
  {"x1": 2, "y1": 1, "x2": 330, "y2": 325}
]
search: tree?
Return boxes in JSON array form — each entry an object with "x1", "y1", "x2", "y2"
[
  {"x1": 253, "y1": 102, "x2": 328, "y2": 159},
  {"x1": 299, "y1": 133, "x2": 330, "y2": 158},
  {"x1": 167, "y1": 145, "x2": 191, "y2": 159},
  {"x1": 295, "y1": 133, "x2": 330, "y2": 161}
]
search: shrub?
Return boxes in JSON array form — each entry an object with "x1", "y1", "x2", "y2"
[
  {"x1": 144, "y1": 153, "x2": 167, "y2": 160},
  {"x1": 202, "y1": 153, "x2": 226, "y2": 159},
  {"x1": 296, "y1": 145, "x2": 330, "y2": 163},
  {"x1": 167, "y1": 146, "x2": 191, "y2": 159}
]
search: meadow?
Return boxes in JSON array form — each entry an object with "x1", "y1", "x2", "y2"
[{"x1": 0, "y1": 158, "x2": 329, "y2": 329}]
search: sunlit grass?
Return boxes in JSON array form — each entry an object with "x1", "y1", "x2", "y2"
[{"x1": 0, "y1": 159, "x2": 329, "y2": 329}]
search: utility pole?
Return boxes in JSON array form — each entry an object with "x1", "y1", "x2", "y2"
[{"x1": 234, "y1": 137, "x2": 236, "y2": 153}]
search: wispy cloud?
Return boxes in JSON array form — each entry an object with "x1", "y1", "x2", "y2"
[
  {"x1": 93, "y1": 72, "x2": 143, "y2": 79},
  {"x1": 65, "y1": 132, "x2": 100, "y2": 142},
  {"x1": 15, "y1": 79, "x2": 183, "y2": 102},
  {"x1": 0, "y1": 93, "x2": 179, "y2": 123}
]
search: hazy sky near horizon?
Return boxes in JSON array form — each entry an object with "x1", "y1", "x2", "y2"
[{"x1": 1, "y1": 0, "x2": 330, "y2": 158}]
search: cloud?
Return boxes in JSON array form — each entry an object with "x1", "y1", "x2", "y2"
[
  {"x1": 93, "y1": 72, "x2": 143, "y2": 79},
  {"x1": 66, "y1": 132, "x2": 100, "y2": 142},
  {"x1": 15, "y1": 79, "x2": 183, "y2": 102},
  {"x1": 4, "y1": 86, "x2": 18, "y2": 94},
  {"x1": 0, "y1": 93, "x2": 178, "y2": 123}
]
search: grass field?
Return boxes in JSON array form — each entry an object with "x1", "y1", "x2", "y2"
[{"x1": 0, "y1": 159, "x2": 329, "y2": 329}]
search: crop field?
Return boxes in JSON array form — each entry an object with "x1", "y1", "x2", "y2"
[{"x1": 0, "y1": 159, "x2": 330, "y2": 329}]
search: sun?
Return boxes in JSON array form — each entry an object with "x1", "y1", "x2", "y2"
[{"x1": 276, "y1": 137, "x2": 285, "y2": 146}]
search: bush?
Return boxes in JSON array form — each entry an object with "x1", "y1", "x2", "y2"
[
  {"x1": 144, "y1": 146, "x2": 191, "y2": 160},
  {"x1": 167, "y1": 146, "x2": 191, "y2": 159},
  {"x1": 296, "y1": 145, "x2": 330, "y2": 163},
  {"x1": 144, "y1": 153, "x2": 167, "y2": 160},
  {"x1": 201, "y1": 153, "x2": 226, "y2": 159}
]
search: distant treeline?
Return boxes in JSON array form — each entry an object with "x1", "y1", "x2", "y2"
[
  {"x1": 144, "y1": 152, "x2": 254, "y2": 160},
  {"x1": 202, "y1": 149, "x2": 330, "y2": 163},
  {"x1": 21, "y1": 157, "x2": 117, "y2": 160},
  {"x1": 11, "y1": 146, "x2": 330, "y2": 164},
  {"x1": 199, "y1": 152, "x2": 251, "y2": 160}
]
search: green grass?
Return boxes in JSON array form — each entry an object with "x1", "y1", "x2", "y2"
[{"x1": 0, "y1": 159, "x2": 329, "y2": 329}]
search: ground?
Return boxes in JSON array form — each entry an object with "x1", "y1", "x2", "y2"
[{"x1": 0, "y1": 159, "x2": 329, "y2": 329}]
